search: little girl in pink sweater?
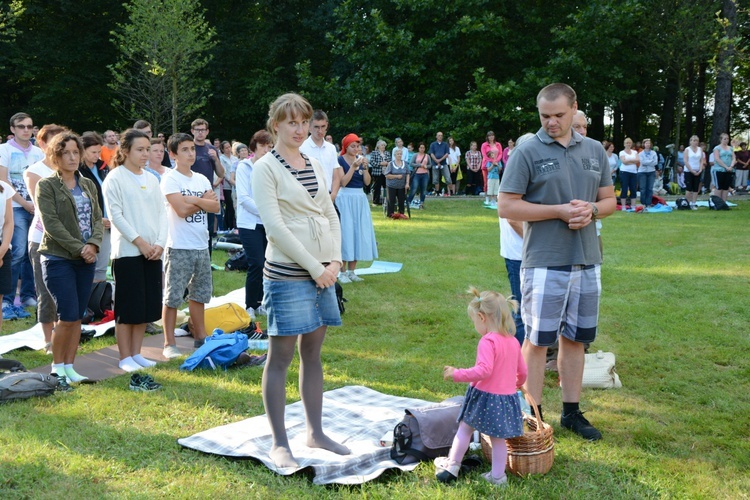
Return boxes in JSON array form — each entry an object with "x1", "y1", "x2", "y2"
[{"x1": 435, "y1": 287, "x2": 527, "y2": 487}]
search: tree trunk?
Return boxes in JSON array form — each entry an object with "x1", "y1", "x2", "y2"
[
  {"x1": 675, "y1": 72, "x2": 683, "y2": 157},
  {"x1": 613, "y1": 105, "x2": 622, "y2": 148},
  {"x1": 696, "y1": 62, "x2": 707, "y2": 141},
  {"x1": 589, "y1": 103, "x2": 605, "y2": 141},
  {"x1": 710, "y1": 0, "x2": 737, "y2": 147},
  {"x1": 172, "y1": 76, "x2": 178, "y2": 135},
  {"x1": 621, "y1": 96, "x2": 640, "y2": 142},
  {"x1": 685, "y1": 64, "x2": 694, "y2": 140},
  {"x1": 659, "y1": 72, "x2": 678, "y2": 150}
]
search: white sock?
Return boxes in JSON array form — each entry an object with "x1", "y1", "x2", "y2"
[
  {"x1": 132, "y1": 354, "x2": 157, "y2": 367},
  {"x1": 119, "y1": 356, "x2": 141, "y2": 372},
  {"x1": 64, "y1": 364, "x2": 88, "y2": 382},
  {"x1": 52, "y1": 363, "x2": 66, "y2": 378}
]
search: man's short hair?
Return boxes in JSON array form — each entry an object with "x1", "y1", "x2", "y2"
[
  {"x1": 191, "y1": 118, "x2": 209, "y2": 130},
  {"x1": 537, "y1": 83, "x2": 577, "y2": 107},
  {"x1": 312, "y1": 110, "x2": 328, "y2": 122},
  {"x1": 133, "y1": 119, "x2": 151, "y2": 130},
  {"x1": 168, "y1": 132, "x2": 194, "y2": 154},
  {"x1": 10, "y1": 112, "x2": 31, "y2": 128}
]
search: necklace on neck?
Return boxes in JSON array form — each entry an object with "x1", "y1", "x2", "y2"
[{"x1": 124, "y1": 167, "x2": 148, "y2": 190}]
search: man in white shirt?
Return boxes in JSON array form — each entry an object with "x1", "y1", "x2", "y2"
[
  {"x1": 0, "y1": 112, "x2": 45, "y2": 316},
  {"x1": 300, "y1": 110, "x2": 342, "y2": 202}
]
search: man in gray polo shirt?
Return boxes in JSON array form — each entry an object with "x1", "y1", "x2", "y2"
[{"x1": 499, "y1": 83, "x2": 616, "y2": 441}]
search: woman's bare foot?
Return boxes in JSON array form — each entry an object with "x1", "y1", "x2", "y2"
[
  {"x1": 269, "y1": 445, "x2": 299, "y2": 469},
  {"x1": 307, "y1": 433, "x2": 351, "y2": 455}
]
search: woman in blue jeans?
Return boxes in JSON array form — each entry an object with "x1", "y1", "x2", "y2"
[
  {"x1": 407, "y1": 142, "x2": 430, "y2": 208},
  {"x1": 36, "y1": 131, "x2": 103, "y2": 385},
  {"x1": 235, "y1": 130, "x2": 273, "y2": 317},
  {"x1": 637, "y1": 138, "x2": 658, "y2": 211}
]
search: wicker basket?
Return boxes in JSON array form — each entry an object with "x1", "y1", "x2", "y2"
[{"x1": 481, "y1": 391, "x2": 554, "y2": 476}]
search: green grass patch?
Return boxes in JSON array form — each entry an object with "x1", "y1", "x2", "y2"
[{"x1": 2, "y1": 198, "x2": 749, "y2": 497}]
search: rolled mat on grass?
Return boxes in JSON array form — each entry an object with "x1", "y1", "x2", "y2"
[
  {"x1": 177, "y1": 385, "x2": 453, "y2": 485},
  {"x1": 0, "y1": 321, "x2": 115, "y2": 355},
  {"x1": 352, "y1": 261, "x2": 403, "y2": 276},
  {"x1": 0, "y1": 288, "x2": 247, "y2": 356}
]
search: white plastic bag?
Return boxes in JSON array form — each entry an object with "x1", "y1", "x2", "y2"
[{"x1": 582, "y1": 350, "x2": 622, "y2": 389}]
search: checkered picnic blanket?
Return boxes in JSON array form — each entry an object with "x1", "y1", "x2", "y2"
[{"x1": 177, "y1": 385, "x2": 449, "y2": 485}]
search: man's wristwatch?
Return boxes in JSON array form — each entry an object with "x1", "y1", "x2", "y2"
[{"x1": 589, "y1": 202, "x2": 599, "y2": 220}]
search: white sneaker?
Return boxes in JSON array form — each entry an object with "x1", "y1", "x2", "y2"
[
  {"x1": 246, "y1": 307, "x2": 257, "y2": 320},
  {"x1": 255, "y1": 305, "x2": 267, "y2": 316},
  {"x1": 347, "y1": 270, "x2": 364, "y2": 282},
  {"x1": 338, "y1": 272, "x2": 352, "y2": 284},
  {"x1": 162, "y1": 345, "x2": 182, "y2": 359}
]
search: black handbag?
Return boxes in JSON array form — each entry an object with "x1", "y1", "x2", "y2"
[{"x1": 390, "y1": 396, "x2": 463, "y2": 465}]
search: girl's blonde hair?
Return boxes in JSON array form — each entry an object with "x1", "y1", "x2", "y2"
[
  {"x1": 467, "y1": 286, "x2": 518, "y2": 337},
  {"x1": 266, "y1": 92, "x2": 313, "y2": 142}
]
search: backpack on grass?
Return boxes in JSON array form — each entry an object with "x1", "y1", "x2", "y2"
[
  {"x1": 675, "y1": 198, "x2": 690, "y2": 210},
  {"x1": 180, "y1": 331, "x2": 249, "y2": 371},
  {"x1": 390, "y1": 397, "x2": 464, "y2": 465},
  {"x1": 709, "y1": 195, "x2": 730, "y2": 211},
  {"x1": 225, "y1": 250, "x2": 248, "y2": 271},
  {"x1": 88, "y1": 281, "x2": 113, "y2": 320},
  {"x1": 0, "y1": 360, "x2": 58, "y2": 403}
]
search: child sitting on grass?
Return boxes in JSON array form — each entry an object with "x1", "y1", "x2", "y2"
[
  {"x1": 435, "y1": 287, "x2": 527, "y2": 487},
  {"x1": 653, "y1": 170, "x2": 668, "y2": 196}
]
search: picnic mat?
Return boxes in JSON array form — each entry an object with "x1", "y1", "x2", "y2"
[
  {"x1": 0, "y1": 287, "x2": 248, "y2": 356},
  {"x1": 353, "y1": 261, "x2": 403, "y2": 276},
  {"x1": 0, "y1": 320, "x2": 115, "y2": 355},
  {"x1": 666, "y1": 200, "x2": 738, "y2": 208},
  {"x1": 28, "y1": 333, "x2": 197, "y2": 381},
  {"x1": 178, "y1": 385, "x2": 446, "y2": 485}
]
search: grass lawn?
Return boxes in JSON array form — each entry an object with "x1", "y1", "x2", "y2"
[{"x1": 1, "y1": 197, "x2": 749, "y2": 498}]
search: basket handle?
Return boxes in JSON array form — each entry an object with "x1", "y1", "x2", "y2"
[{"x1": 520, "y1": 387, "x2": 544, "y2": 435}]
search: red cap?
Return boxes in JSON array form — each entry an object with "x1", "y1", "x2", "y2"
[{"x1": 340, "y1": 133, "x2": 362, "y2": 155}]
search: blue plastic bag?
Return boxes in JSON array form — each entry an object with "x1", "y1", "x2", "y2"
[{"x1": 180, "y1": 330, "x2": 249, "y2": 371}]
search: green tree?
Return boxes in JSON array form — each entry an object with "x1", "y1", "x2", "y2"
[
  {"x1": 0, "y1": 0, "x2": 125, "y2": 132},
  {"x1": 109, "y1": 0, "x2": 216, "y2": 134},
  {"x1": 199, "y1": 0, "x2": 339, "y2": 142},
  {"x1": 0, "y1": 1, "x2": 23, "y2": 72},
  {"x1": 302, "y1": 0, "x2": 563, "y2": 146},
  {"x1": 711, "y1": 0, "x2": 741, "y2": 145}
]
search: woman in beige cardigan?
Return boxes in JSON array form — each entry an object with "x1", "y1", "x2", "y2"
[{"x1": 253, "y1": 93, "x2": 350, "y2": 469}]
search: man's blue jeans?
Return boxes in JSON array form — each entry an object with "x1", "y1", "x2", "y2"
[
  {"x1": 5, "y1": 207, "x2": 36, "y2": 304},
  {"x1": 504, "y1": 258, "x2": 525, "y2": 346}
]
